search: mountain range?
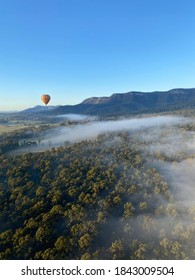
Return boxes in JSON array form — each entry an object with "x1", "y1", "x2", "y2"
[
  {"x1": 23, "y1": 88, "x2": 195, "y2": 116},
  {"x1": 22, "y1": 105, "x2": 59, "y2": 113}
]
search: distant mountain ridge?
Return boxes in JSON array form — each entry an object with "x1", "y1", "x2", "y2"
[
  {"x1": 81, "y1": 88, "x2": 195, "y2": 104},
  {"x1": 22, "y1": 105, "x2": 59, "y2": 113},
  {"x1": 51, "y1": 88, "x2": 195, "y2": 116},
  {"x1": 20, "y1": 88, "x2": 195, "y2": 116}
]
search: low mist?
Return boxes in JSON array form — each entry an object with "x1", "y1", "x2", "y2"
[
  {"x1": 56, "y1": 114, "x2": 96, "y2": 121},
  {"x1": 21, "y1": 114, "x2": 195, "y2": 210},
  {"x1": 6, "y1": 113, "x2": 195, "y2": 259},
  {"x1": 157, "y1": 159, "x2": 195, "y2": 206},
  {"x1": 41, "y1": 115, "x2": 184, "y2": 148}
]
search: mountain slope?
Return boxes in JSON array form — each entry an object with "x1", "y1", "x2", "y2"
[
  {"x1": 51, "y1": 88, "x2": 195, "y2": 116},
  {"x1": 22, "y1": 105, "x2": 59, "y2": 113},
  {"x1": 81, "y1": 88, "x2": 195, "y2": 105},
  {"x1": 20, "y1": 88, "x2": 195, "y2": 117}
]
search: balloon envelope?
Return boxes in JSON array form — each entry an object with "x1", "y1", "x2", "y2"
[{"x1": 41, "y1": 94, "x2": 51, "y2": 105}]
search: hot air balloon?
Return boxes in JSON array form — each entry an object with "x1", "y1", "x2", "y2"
[{"x1": 41, "y1": 94, "x2": 51, "y2": 105}]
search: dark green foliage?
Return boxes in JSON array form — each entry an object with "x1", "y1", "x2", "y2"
[{"x1": 0, "y1": 125, "x2": 195, "y2": 260}]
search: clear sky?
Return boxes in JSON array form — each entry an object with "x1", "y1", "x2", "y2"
[{"x1": 1, "y1": 0, "x2": 195, "y2": 111}]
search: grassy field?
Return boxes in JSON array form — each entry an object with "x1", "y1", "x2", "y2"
[{"x1": 0, "y1": 125, "x2": 28, "y2": 134}]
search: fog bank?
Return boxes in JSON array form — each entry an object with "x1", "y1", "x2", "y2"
[{"x1": 42, "y1": 115, "x2": 184, "y2": 147}]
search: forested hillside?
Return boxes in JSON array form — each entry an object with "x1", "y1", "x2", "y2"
[
  {"x1": 0, "y1": 119, "x2": 195, "y2": 260},
  {"x1": 52, "y1": 88, "x2": 195, "y2": 116}
]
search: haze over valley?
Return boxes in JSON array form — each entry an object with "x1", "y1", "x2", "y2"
[{"x1": 1, "y1": 99, "x2": 195, "y2": 259}]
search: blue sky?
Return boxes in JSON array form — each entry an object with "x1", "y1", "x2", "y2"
[{"x1": 0, "y1": 0, "x2": 195, "y2": 110}]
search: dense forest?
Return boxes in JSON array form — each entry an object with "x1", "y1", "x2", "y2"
[{"x1": 0, "y1": 115, "x2": 195, "y2": 260}]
